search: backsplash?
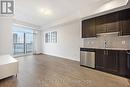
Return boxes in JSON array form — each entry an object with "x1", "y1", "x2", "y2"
[{"x1": 83, "y1": 34, "x2": 130, "y2": 50}]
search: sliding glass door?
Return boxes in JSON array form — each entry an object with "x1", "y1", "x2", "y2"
[
  {"x1": 13, "y1": 31, "x2": 34, "y2": 56},
  {"x1": 25, "y1": 33, "x2": 33, "y2": 54},
  {"x1": 13, "y1": 32, "x2": 25, "y2": 55}
]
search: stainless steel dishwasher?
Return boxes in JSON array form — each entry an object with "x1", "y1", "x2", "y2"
[{"x1": 80, "y1": 51, "x2": 95, "y2": 68}]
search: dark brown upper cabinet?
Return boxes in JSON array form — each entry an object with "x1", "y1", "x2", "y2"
[
  {"x1": 119, "y1": 9, "x2": 130, "y2": 36},
  {"x1": 106, "y1": 12, "x2": 119, "y2": 33},
  {"x1": 95, "y1": 15, "x2": 107, "y2": 34},
  {"x1": 82, "y1": 8, "x2": 130, "y2": 38},
  {"x1": 82, "y1": 20, "x2": 87, "y2": 38},
  {"x1": 82, "y1": 18, "x2": 96, "y2": 38},
  {"x1": 95, "y1": 12, "x2": 119, "y2": 34}
]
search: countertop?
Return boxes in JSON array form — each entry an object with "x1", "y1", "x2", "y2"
[{"x1": 80, "y1": 47, "x2": 130, "y2": 51}]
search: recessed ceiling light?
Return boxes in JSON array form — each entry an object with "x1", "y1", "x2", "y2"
[{"x1": 40, "y1": 8, "x2": 52, "y2": 15}]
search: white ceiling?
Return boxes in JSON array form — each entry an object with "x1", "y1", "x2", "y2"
[{"x1": 14, "y1": 0, "x2": 112, "y2": 27}]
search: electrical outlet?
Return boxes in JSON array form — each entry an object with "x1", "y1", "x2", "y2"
[{"x1": 122, "y1": 41, "x2": 126, "y2": 45}]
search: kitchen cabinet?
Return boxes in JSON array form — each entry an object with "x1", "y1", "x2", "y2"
[
  {"x1": 82, "y1": 8, "x2": 130, "y2": 38},
  {"x1": 82, "y1": 18, "x2": 96, "y2": 38},
  {"x1": 81, "y1": 48, "x2": 130, "y2": 77},
  {"x1": 118, "y1": 51, "x2": 128, "y2": 76},
  {"x1": 127, "y1": 51, "x2": 130, "y2": 77},
  {"x1": 95, "y1": 49, "x2": 128, "y2": 76},
  {"x1": 82, "y1": 20, "x2": 87, "y2": 38},
  {"x1": 106, "y1": 12, "x2": 119, "y2": 33},
  {"x1": 96, "y1": 50, "x2": 119, "y2": 74},
  {"x1": 95, "y1": 49, "x2": 105, "y2": 71},
  {"x1": 95, "y1": 12, "x2": 119, "y2": 34},
  {"x1": 105, "y1": 50, "x2": 119, "y2": 74},
  {"x1": 95, "y1": 15, "x2": 107, "y2": 34},
  {"x1": 119, "y1": 9, "x2": 130, "y2": 35},
  {"x1": 82, "y1": 12, "x2": 120, "y2": 36}
]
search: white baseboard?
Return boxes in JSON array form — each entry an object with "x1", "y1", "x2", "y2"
[{"x1": 42, "y1": 52, "x2": 80, "y2": 62}]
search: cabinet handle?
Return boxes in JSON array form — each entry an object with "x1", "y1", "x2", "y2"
[
  {"x1": 107, "y1": 51, "x2": 109, "y2": 55},
  {"x1": 104, "y1": 50, "x2": 108, "y2": 55},
  {"x1": 104, "y1": 51, "x2": 106, "y2": 55},
  {"x1": 128, "y1": 54, "x2": 130, "y2": 69}
]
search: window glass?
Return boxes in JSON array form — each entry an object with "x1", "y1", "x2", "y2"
[{"x1": 45, "y1": 31, "x2": 57, "y2": 43}]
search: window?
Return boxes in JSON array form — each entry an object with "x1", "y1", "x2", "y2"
[
  {"x1": 45, "y1": 33, "x2": 49, "y2": 43},
  {"x1": 45, "y1": 31, "x2": 57, "y2": 43}
]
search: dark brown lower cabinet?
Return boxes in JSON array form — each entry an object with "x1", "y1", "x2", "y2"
[
  {"x1": 105, "y1": 50, "x2": 119, "y2": 74},
  {"x1": 95, "y1": 50, "x2": 105, "y2": 71},
  {"x1": 118, "y1": 51, "x2": 128, "y2": 76},
  {"x1": 95, "y1": 49, "x2": 128, "y2": 77}
]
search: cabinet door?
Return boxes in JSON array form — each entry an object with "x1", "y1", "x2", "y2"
[
  {"x1": 106, "y1": 12, "x2": 119, "y2": 32},
  {"x1": 95, "y1": 50, "x2": 105, "y2": 71},
  {"x1": 105, "y1": 50, "x2": 119, "y2": 74},
  {"x1": 118, "y1": 51, "x2": 128, "y2": 76},
  {"x1": 95, "y1": 15, "x2": 107, "y2": 34},
  {"x1": 119, "y1": 9, "x2": 130, "y2": 35},
  {"x1": 82, "y1": 18, "x2": 96, "y2": 38},
  {"x1": 85, "y1": 18, "x2": 96, "y2": 37},
  {"x1": 82, "y1": 20, "x2": 87, "y2": 38}
]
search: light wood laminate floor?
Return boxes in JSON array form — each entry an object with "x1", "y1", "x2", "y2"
[{"x1": 0, "y1": 54, "x2": 130, "y2": 87}]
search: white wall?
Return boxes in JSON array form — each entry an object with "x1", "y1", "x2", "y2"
[
  {"x1": 42, "y1": 20, "x2": 81, "y2": 61},
  {"x1": 0, "y1": 17, "x2": 13, "y2": 55},
  {"x1": 34, "y1": 30, "x2": 43, "y2": 54}
]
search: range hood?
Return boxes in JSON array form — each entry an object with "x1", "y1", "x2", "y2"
[{"x1": 96, "y1": 32, "x2": 119, "y2": 36}]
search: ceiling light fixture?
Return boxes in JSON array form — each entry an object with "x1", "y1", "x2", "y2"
[{"x1": 40, "y1": 8, "x2": 52, "y2": 15}]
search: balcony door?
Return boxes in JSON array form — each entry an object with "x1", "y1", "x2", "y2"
[
  {"x1": 25, "y1": 33, "x2": 33, "y2": 54},
  {"x1": 13, "y1": 32, "x2": 34, "y2": 56}
]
